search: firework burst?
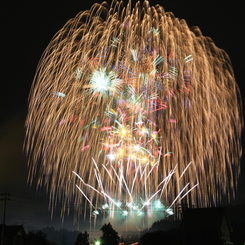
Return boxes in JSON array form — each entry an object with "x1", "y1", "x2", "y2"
[{"x1": 25, "y1": 0, "x2": 242, "y2": 225}]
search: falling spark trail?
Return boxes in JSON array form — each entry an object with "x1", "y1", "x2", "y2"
[
  {"x1": 176, "y1": 183, "x2": 199, "y2": 204},
  {"x1": 102, "y1": 164, "x2": 116, "y2": 184},
  {"x1": 76, "y1": 185, "x2": 95, "y2": 208},
  {"x1": 180, "y1": 162, "x2": 192, "y2": 178},
  {"x1": 168, "y1": 183, "x2": 191, "y2": 209},
  {"x1": 101, "y1": 191, "x2": 123, "y2": 210},
  {"x1": 139, "y1": 189, "x2": 162, "y2": 211},
  {"x1": 25, "y1": 0, "x2": 243, "y2": 226}
]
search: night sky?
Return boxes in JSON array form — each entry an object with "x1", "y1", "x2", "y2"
[{"x1": 0, "y1": 0, "x2": 244, "y2": 232}]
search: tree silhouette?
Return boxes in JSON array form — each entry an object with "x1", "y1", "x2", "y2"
[
  {"x1": 75, "y1": 231, "x2": 89, "y2": 245},
  {"x1": 27, "y1": 230, "x2": 48, "y2": 245},
  {"x1": 100, "y1": 223, "x2": 119, "y2": 245}
]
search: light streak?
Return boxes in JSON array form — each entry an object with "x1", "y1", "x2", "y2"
[
  {"x1": 152, "y1": 55, "x2": 164, "y2": 66},
  {"x1": 53, "y1": 92, "x2": 66, "y2": 97},
  {"x1": 183, "y1": 54, "x2": 193, "y2": 63},
  {"x1": 131, "y1": 49, "x2": 138, "y2": 62},
  {"x1": 81, "y1": 145, "x2": 90, "y2": 151},
  {"x1": 76, "y1": 185, "x2": 95, "y2": 208},
  {"x1": 164, "y1": 152, "x2": 172, "y2": 157}
]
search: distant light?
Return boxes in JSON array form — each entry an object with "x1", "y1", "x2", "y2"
[
  {"x1": 107, "y1": 153, "x2": 116, "y2": 161},
  {"x1": 131, "y1": 49, "x2": 138, "y2": 62},
  {"x1": 89, "y1": 68, "x2": 122, "y2": 95},
  {"x1": 54, "y1": 92, "x2": 66, "y2": 97},
  {"x1": 150, "y1": 27, "x2": 160, "y2": 35},
  {"x1": 166, "y1": 208, "x2": 174, "y2": 215},
  {"x1": 92, "y1": 210, "x2": 99, "y2": 216},
  {"x1": 102, "y1": 203, "x2": 109, "y2": 209},
  {"x1": 74, "y1": 67, "x2": 82, "y2": 79},
  {"x1": 140, "y1": 127, "x2": 148, "y2": 135},
  {"x1": 116, "y1": 201, "x2": 122, "y2": 207},
  {"x1": 143, "y1": 201, "x2": 150, "y2": 206},
  {"x1": 133, "y1": 144, "x2": 141, "y2": 151},
  {"x1": 137, "y1": 211, "x2": 144, "y2": 216},
  {"x1": 151, "y1": 132, "x2": 157, "y2": 139},
  {"x1": 141, "y1": 157, "x2": 148, "y2": 163},
  {"x1": 126, "y1": 202, "x2": 132, "y2": 208},
  {"x1": 122, "y1": 210, "x2": 128, "y2": 216},
  {"x1": 153, "y1": 200, "x2": 163, "y2": 209},
  {"x1": 132, "y1": 204, "x2": 139, "y2": 211}
]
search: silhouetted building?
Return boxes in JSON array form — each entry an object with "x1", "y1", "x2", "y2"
[
  {"x1": 0, "y1": 224, "x2": 27, "y2": 245},
  {"x1": 181, "y1": 207, "x2": 233, "y2": 245}
]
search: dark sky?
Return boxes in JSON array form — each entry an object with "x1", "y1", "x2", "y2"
[{"x1": 0, "y1": 0, "x2": 244, "y2": 232}]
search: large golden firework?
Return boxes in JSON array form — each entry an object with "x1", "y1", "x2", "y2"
[{"x1": 25, "y1": 0, "x2": 242, "y2": 222}]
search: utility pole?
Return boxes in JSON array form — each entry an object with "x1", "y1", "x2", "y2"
[
  {"x1": 1, "y1": 192, "x2": 11, "y2": 225},
  {"x1": 1, "y1": 191, "x2": 11, "y2": 245}
]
